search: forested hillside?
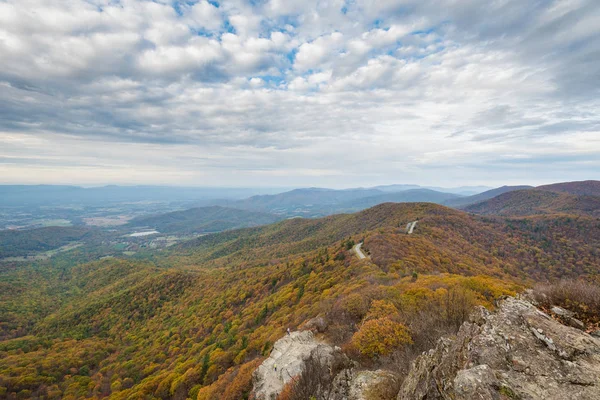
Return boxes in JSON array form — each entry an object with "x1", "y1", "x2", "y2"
[
  {"x1": 0, "y1": 227, "x2": 92, "y2": 258},
  {"x1": 2, "y1": 202, "x2": 599, "y2": 399},
  {"x1": 443, "y1": 185, "x2": 532, "y2": 208},
  {"x1": 463, "y1": 188, "x2": 600, "y2": 217},
  {"x1": 127, "y1": 206, "x2": 282, "y2": 234},
  {"x1": 168, "y1": 202, "x2": 600, "y2": 280},
  {"x1": 537, "y1": 180, "x2": 600, "y2": 196}
]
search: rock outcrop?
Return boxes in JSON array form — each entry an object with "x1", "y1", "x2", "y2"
[
  {"x1": 252, "y1": 330, "x2": 396, "y2": 400},
  {"x1": 329, "y1": 369, "x2": 398, "y2": 400},
  {"x1": 301, "y1": 316, "x2": 328, "y2": 333},
  {"x1": 252, "y1": 331, "x2": 339, "y2": 400},
  {"x1": 398, "y1": 297, "x2": 600, "y2": 400}
]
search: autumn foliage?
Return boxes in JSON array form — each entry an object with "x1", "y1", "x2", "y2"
[
  {"x1": 351, "y1": 318, "x2": 412, "y2": 358},
  {"x1": 2, "y1": 201, "x2": 598, "y2": 399},
  {"x1": 534, "y1": 280, "x2": 600, "y2": 328}
]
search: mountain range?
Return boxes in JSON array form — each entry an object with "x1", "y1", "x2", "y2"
[
  {"x1": 225, "y1": 187, "x2": 464, "y2": 216},
  {"x1": 0, "y1": 180, "x2": 599, "y2": 399},
  {"x1": 0, "y1": 185, "x2": 285, "y2": 206},
  {"x1": 442, "y1": 185, "x2": 533, "y2": 208},
  {"x1": 463, "y1": 180, "x2": 600, "y2": 217}
]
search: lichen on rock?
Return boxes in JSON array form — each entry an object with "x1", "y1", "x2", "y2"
[
  {"x1": 252, "y1": 331, "x2": 339, "y2": 400},
  {"x1": 397, "y1": 297, "x2": 600, "y2": 400}
]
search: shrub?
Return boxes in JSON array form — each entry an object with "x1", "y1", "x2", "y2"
[
  {"x1": 279, "y1": 350, "x2": 350, "y2": 400},
  {"x1": 364, "y1": 376, "x2": 401, "y2": 400},
  {"x1": 387, "y1": 286, "x2": 480, "y2": 376},
  {"x1": 364, "y1": 300, "x2": 398, "y2": 322},
  {"x1": 351, "y1": 318, "x2": 412, "y2": 358},
  {"x1": 340, "y1": 293, "x2": 369, "y2": 322},
  {"x1": 533, "y1": 280, "x2": 600, "y2": 324}
]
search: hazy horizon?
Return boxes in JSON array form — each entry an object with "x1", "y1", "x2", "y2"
[{"x1": 0, "y1": 180, "x2": 569, "y2": 191}]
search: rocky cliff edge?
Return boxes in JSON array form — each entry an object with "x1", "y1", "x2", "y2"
[{"x1": 398, "y1": 296, "x2": 600, "y2": 400}]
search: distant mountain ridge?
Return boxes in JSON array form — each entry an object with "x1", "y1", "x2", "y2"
[
  {"x1": 226, "y1": 186, "x2": 479, "y2": 216},
  {"x1": 444, "y1": 185, "x2": 533, "y2": 208},
  {"x1": 0, "y1": 185, "x2": 286, "y2": 206},
  {"x1": 537, "y1": 180, "x2": 600, "y2": 196},
  {"x1": 0, "y1": 183, "x2": 491, "y2": 213},
  {"x1": 225, "y1": 187, "x2": 383, "y2": 216},
  {"x1": 463, "y1": 183, "x2": 600, "y2": 217},
  {"x1": 336, "y1": 189, "x2": 461, "y2": 211},
  {"x1": 373, "y1": 184, "x2": 492, "y2": 195}
]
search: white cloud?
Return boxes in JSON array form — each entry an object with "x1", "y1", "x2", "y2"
[
  {"x1": 228, "y1": 13, "x2": 262, "y2": 37},
  {"x1": 136, "y1": 37, "x2": 223, "y2": 75},
  {"x1": 188, "y1": 0, "x2": 222, "y2": 31},
  {"x1": 294, "y1": 32, "x2": 344, "y2": 71},
  {"x1": 0, "y1": 0, "x2": 599, "y2": 187}
]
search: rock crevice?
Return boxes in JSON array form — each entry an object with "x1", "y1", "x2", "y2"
[
  {"x1": 398, "y1": 297, "x2": 600, "y2": 400},
  {"x1": 252, "y1": 331, "x2": 338, "y2": 400}
]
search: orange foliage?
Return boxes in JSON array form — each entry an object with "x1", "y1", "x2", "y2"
[
  {"x1": 350, "y1": 318, "x2": 412, "y2": 358},
  {"x1": 8, "y1": 201, "x2": 595, "y2": 399},
  {"x1": 197, "y1": 359, "x2": 261, "y2": 400}
]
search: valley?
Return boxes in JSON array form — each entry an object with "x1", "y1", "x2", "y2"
[{"x1": 0, "y1": 180, "x2": 599, "y2": 399}]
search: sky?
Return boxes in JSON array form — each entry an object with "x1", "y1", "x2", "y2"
[{"x1": 0, "y1": 0, "x2": 599, "y2": 188}]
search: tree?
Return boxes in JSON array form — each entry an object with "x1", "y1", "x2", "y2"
[{"x1": 351, "y1": 318, "x2": 412, "y2": 358}]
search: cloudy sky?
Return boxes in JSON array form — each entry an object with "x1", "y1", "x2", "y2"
[{"x1": 0, "y1": 0, "x2": 599, "y2": 188}]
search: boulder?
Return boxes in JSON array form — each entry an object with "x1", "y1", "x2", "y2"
[
  {"x1": 550, "y1": 305, "x2": 585, "y2": 330},
  {"x1": 302, "y1": 316, "x2": 329, "y2": 333},
  {"x1": 330, "y1": 369, "x2": 398, "y2": 400},
  {"x1": 252, "y1": 331, "x2": 340, "y2": 400},
  {"x1": 551, "y1": 306, "x2": 575, "y2": 318},
  {"x1": 398, "y1": 297, "x2": 600, "y2": 400}
]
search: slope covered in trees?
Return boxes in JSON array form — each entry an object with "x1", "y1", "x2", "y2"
[
  {"x1": 0, "y1": 227, "x2": 93, "y2": 258},
  {"x1": 1, "y1": 202, "x2": 599, "y2": 399},
  {"x1": 537, "y1": 180, "x2": 600, "y2": 196},
  {"x1": 443, "y1": 185, "x2": 532, "y2": 208},
  {"x1": 463, "y1": 188, "x2": 600, "y2": 217},
  {"x1": 0, "y1": 249, "x2": 519, "y2": 399},
  {"x1": 127, "y1": 206, "x2": 282, "y2": 234},
  {"x1": 168, "y1": 202, "x2": 600, "y2": 280}
]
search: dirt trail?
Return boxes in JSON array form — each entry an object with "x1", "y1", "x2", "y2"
[
  {"x1": 407, "y1": 221, "x2": 417, "y2": 234},
  {"x1": 353, "y1": 242, "x2": 366, "y2": 259}
]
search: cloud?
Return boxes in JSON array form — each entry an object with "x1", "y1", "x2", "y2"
[
  {"x1": 187, "y1": 1, "x2": 223, "y2": 31},
  {"x1": 294, "y1": 31, "x2": 344, "y2": 71},
  {"x1": 0, "y1": 0, "x2": 598, "y2": 187}
]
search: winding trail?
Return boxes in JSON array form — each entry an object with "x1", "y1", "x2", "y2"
[
  {"x1": 407, "y1": 220, "x2": 418, "y2": 234},
  {"x1": 354, "y1": 221, "x2": 418, "y2": 261},
  {"x1": 353, "y1": 242, "x2": 366, "y2": 259}
]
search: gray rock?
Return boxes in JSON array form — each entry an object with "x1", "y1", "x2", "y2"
[
  {"x1": 591, "y1": 330, "x2": 600, "y2": 339},
  {"x1": 567, "y1": 317, "x2": 585, "y2": 330},
  {"x1": 453, "y1": 365, "x2": 498, "y2": 399},
  {"x1": 252, "y1": 331, "x2": 339, "y2": 400},
  {"x1": 302, "y1": 316, "x2": 328, "y2": 333},
  {"x1": 551, "y1": 306, "x2": 575, "y2": 318},
  {"x1": 330, "y1": 369, "x2": 398, "y2": 400},
  {"x1": 397, "y1": 297, "x2": 600, "y2": 400},
  {"x1": 550, "y1": 306, "x2": 585, "y2": 330}
]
